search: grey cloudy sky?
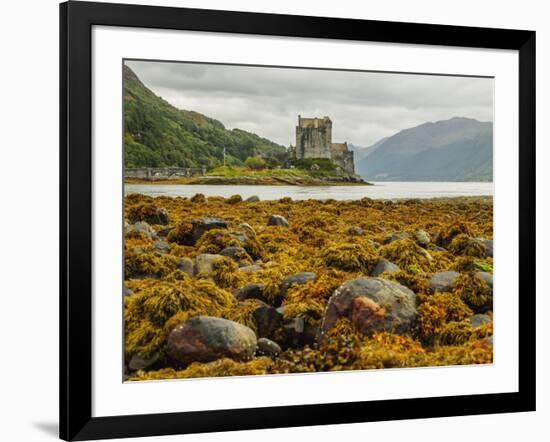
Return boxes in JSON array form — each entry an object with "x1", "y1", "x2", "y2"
[{"x1": 125, "y1": 60, "x2": 493, "y2": 147}]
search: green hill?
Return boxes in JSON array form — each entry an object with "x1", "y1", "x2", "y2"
[{"x1": 123, "y1": 65, "x2": 286, "y2": 168}]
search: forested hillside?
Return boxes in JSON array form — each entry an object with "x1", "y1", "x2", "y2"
[{"x1": 124, "y1": 65, "x2": 286, "y2": 168}]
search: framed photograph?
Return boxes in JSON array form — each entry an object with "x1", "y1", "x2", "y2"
[{"x1": 60, "y1": 1, "x2": 536, "y2": 440}]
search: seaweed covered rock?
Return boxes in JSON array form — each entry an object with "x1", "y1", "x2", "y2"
[
  {"x1": 278, "y1": 272, "x2": 317, "y2": 306},
  {"x1": 127, "y1": 203, "x2": 170, "y2": 225},
  {"x1": 175, "y1": 258, "x2": 194, "y2": 277},
  {"x1": 130, "y1": 357, "x2": 274, "y2": 380},
  {"x1": 320, "y1": 277, "x2": 417, "y2": 337},
  {"x1": 153, "y1": 241, "x2": 170, "y2": 254},
  {"x1": 125, "y1": 279, "x2": 235, "y2": 361},
  {"x1": 125, "y1": 221, "x2": 155, "y2": 239},
  {"x1": 478, "y1": 239, "x2": 493, "y2": 257},
  {"x1": 253, "y1": 306, "x2": 284, "y2": 340},
  {"x1": 209, "y1": 257, "x2": 245, "y2": 289},
  {"x1": 167, "y1": 316, "x2": 257, "y2": 366},
  {"x1": 196, "y1": 226, "x2": 263, "y2": 260},
  {"x1": 166, "y1": 222, "x2": 193, "y2": 245},
  {"x1": 226, "y1": 194, "x2": 243, "y2": 204},
  {"x1": 190, "y1": 217, "x2": 228, "y2": 245},
  {"x1": 267, "y1": 214, "x2": 289, "y2": 227},
  {"x1": 453, "y1": 272, "x2": 493, "y2": 313},
  {"x1": 371, "y1": 258, "x2": 400, "y2": 277},
  {"x1": 380, "y1": 239, "x2": 432, "y2": 273},
  {"x1": 414, "y1": 230, "x2": 431, "y2": 248},
  {"x1": 476, "y1": 271, "x2": 493, "y2": 292},
  {"x1": 471, "y1": 313, "x2": 492, "y2": 328},
  {"x1": 238, "y1": 264, "x2": 262, "y2": 273},
  {"x1": 436, "y1": 221, "x2": 472, "y2": 248},
  {"x1": 383, "y1": 232, "x2": 410, "y2": 244},
  {"x1": 195, "y1": 254, "x2": 224, "y2": 277},
  {"x1": 125, "y1": 251, "x2": 178, "y2": 279},
  {"x1": 234, "y1": 283, "x2": 267, "y2": 303},
  {"x1": 416, "y1": 292, "x2": 473, "y2": 342},
  {"x1": 321, "y1": 243, "x2": 378, "y2": 273},
  {"x1": 448, "y1": 234, "x2": 487, "y2": 258},
  {"x1": 220, "y1": 246, "x2": 253, "y2": 266},
  {"x1": 190, "y1": 193, "x2": 206, "y2": 203},
  {"x1": 429, "y1": 271, "x2": 459, "y2": 293}
]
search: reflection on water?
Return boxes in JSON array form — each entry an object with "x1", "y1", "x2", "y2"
[{"x1": 124, "y1": 181, "x2": 493, "y2": 201}]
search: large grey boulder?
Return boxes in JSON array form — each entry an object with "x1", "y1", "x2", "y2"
[
  {"x1": 167, "y1": 316, "x2": 257, "y2": 366},
  {"x1": 429, "y1": 271, "x2": 459, "y2": 293},
  {"x1": 320, "y1": 277, "x2": 417, "y2": 336},
  {"x1": 371, "y1": 259, "x2": 400, "y2": 277},
  {"x1": 267, "y1": 215, "x2": 289, "y2": 227},
  {"x1": 189, "y1": 217, "x2": 228, "y2": 245},
  {"x1": 246, "y1": 195, "x2": 260, "y2": 202}
]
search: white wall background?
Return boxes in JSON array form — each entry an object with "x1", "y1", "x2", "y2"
[{"x1": 0, "y1": 0, "x2": 546, "y2": 441}]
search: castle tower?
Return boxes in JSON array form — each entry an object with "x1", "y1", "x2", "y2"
[
  {"x1": 295, "y1": 115, "x2": 332, "y2": 159},
  {"x1": 293, "y1": 115, "x2": 355, "y2": 175}
]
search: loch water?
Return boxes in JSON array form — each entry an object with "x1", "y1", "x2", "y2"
[{"x1": 125, "y1": 181, "x2": 493, "y2": 201}]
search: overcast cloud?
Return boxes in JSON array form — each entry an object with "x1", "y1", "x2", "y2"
[{"x1": 125, "y1": 60, "x2": 493, "y2": 147}]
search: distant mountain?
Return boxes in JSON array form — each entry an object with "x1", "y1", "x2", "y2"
[
  {"x1": 349, "y1": 138, "x2": 387, "y2": 162},
  {"x1": 356, "y1": 117, "x2": 493, "y2": 181},
  {"x1": 124, "y1": 65, "x2": 286, "y2": 168}
]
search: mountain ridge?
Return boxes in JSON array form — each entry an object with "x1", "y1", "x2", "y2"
[{"x1": 355, "y1": 117, "x2": 493, "y2": 182}]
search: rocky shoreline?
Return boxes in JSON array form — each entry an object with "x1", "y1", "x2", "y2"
[
  {"x1": 124, "y1": 193, "x2": 493, "y2": 380},
  {"x1": 125, "y1": 175, "x2": 371, "y2": 186}
]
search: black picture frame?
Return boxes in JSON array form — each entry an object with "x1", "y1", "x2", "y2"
[{"x1": 60, "y1": 1, "x2": 536, "y2": 440}]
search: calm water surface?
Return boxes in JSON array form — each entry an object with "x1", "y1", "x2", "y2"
[{"x1": 125, "y1": 182, "x2": 493, "y2": 201}]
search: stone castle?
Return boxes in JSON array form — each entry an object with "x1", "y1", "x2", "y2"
[{"x1": 290, "y1": 115, "x2": 355, "y2": 174}]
